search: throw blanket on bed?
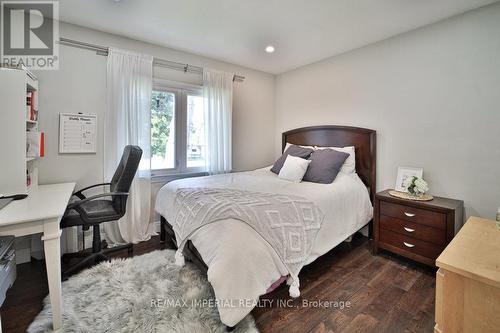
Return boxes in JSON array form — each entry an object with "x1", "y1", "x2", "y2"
[{"x1": 172, "y1": 187, "x2": 325, "y2": 297}]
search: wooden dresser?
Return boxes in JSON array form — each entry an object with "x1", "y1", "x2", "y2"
[
  {"x1": 373, "y1": 189, "x2": 463, "y2": 266},
  {"x1": 435, "y1": 217, "x2": 500, "y2": 333}
]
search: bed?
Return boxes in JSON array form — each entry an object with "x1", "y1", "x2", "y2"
[{"x1": 155, "y1": 125, "x2": 376, "y2": 327}]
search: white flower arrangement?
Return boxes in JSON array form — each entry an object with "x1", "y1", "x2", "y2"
[{"x1": 403, "y1": 176, "x2": 429, "y2": 196}]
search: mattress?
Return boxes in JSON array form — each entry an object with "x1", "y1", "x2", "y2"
[{"x1": 155, "y1": 167, "x2": 373, "y2": 326}]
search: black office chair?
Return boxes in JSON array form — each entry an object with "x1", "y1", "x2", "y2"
[{"x1": 60, "y1": 145, "x2": 143, "y2": 279}]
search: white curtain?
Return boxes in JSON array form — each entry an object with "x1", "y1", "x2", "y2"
[
  {"x1": 104, "y1": 48, "x2": 154, "y2": 244},
  {"x1": 203, "y1": 69, "x2": 234, "y2": 174}
]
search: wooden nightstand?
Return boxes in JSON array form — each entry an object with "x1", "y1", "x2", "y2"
[{"x1": 373, "y1": 189, "x2": 463, "y2": 267}]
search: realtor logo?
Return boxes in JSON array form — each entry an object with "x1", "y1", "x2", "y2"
[{"x1": 1, "y1": 0, "x2": 59, "y2": 69}]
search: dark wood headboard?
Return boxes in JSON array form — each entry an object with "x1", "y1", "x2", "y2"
[{"x1": 282, "y1": 125, "x2": 376, "y2": 203}]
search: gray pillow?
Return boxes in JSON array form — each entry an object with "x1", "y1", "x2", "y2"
[
  {"x1": 303, "y1": 149, "x2": 350, "y2": 184},
  {"x1": 271, "y1": 145, "x2": 314, "y2": 174}
]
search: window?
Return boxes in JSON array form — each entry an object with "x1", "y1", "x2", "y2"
[
  {"x1": 186, "y1": 94, "x2": 205, "y2": 168},
  {"x1": 151, "y1": 90, "x2": 176, "y2": 170},
  {"x1": 151, "y1": 81, "x2": 205, "y2": 175}
]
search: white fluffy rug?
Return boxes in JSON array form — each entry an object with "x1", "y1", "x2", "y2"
[{"x1": 28, "y1": 250, "x2": 259, "y2": 333}]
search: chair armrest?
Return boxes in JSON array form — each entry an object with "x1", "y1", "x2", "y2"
[
  {"x1": 73, "y1": 183, "x2": 111, "y2": 199},
  {"x1": 67, "y1": 192, "x2": 129, "y2": 210},
  {"x1": 65, "y1": 192, "x2": 129, "y2": 225}
]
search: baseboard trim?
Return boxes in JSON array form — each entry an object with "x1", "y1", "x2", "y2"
[
  {"x1": 153, "y1": 220, "x2": 161, "y2": 233},
  {"x1": 30, "y1": 250, "x2": 44, "y2": 260},
  {"x1": 15, "y1": 248, "x2": 31, "y2": 264}
]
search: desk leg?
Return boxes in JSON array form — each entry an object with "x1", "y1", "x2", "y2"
[{"x1": 42, "y1": 219, "x2": 63, "y2": 331}]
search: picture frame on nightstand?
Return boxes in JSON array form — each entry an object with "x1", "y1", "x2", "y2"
[{"x1": 395, "y1": 166, "x2": 423, "y2": 192}]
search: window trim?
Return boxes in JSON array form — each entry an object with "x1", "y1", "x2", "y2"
[
  {"x1": 182, "y1": 89, "x2": 205, "y2": 173},
  {"x1": 151, "y1": 79, "x2": 205, "y2": 178}
]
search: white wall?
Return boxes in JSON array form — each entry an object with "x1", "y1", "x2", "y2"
[
  {"x1": 275, "y1": 3, "x2": 500, "y2": 219},
  {"x1": 35, "y1": 3, "x2": 500, "y2": 224},
  {"x1": 35, "y1": 22, "x2": 275, "y2": 192}
]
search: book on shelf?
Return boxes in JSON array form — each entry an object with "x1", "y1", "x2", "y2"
[
  {"x1": 26, "y1": 131, "x2": 44, "y2": 158},
  {"x1": 26, "y1": 91, "x2": 38, "y2": 121},
  {"x1": 26, "y1": 167, "x2": 38, "y2": 192},
  {"x1": 26, "y1": 170, "x2": 31, "y2": 188},
  {"x1": 26, "y1": 92, "x2": 32, "y2": 119}
]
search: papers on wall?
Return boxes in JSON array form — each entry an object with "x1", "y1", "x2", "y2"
[{"x1": 59, "y1": 113, "x2": 97, "y2": 153}]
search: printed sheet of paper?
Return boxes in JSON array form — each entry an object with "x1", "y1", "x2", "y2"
[{"x1": 59, "y1": 113, "x2": 97, "y2": 153}]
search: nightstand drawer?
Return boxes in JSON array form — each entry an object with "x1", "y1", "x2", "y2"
[
  {"x1": 380, "y1": 229, "x2": 444, "y2": 259},
  {"x1": 380, "y1": 215, "x2": 446, "y2": 245},
  {"x1": 380, "y1": 201, "x2": 446, "y2": 229}
]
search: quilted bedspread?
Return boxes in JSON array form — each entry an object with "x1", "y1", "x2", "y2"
[{"x1": 172, "y1": 187, "x2": 325, "y2": 297}]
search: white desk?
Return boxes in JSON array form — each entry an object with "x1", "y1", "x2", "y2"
[{"x1": 0, "y1": 183, "x2": 75, "y2": 331}]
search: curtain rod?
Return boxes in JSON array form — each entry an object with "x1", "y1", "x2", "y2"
[{"x1": 58, "y1": 37, "x2": 245, "y2": 82}]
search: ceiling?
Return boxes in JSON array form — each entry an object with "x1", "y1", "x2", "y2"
[{"x1": 56, "y1": 0, "x2": 498, "y2": 74}]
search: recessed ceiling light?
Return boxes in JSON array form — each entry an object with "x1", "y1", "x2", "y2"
[{"x1": 265, "y1": 45, "x2": 275, "y2": 53}]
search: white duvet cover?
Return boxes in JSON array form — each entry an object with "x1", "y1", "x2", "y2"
[{"x1": 155, "y1": 167, "x2": 373, "y2": 326}]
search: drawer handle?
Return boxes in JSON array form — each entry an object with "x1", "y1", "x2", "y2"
[
  {"x1": 403, "y1": 242, "x2": 415, "y2": 248},
  {"x1": 404, "y1": 212, "x2": 416, "y2": 217},
  {"x1": 403, "y1": 227, "x2": 415, "y2": 233}
]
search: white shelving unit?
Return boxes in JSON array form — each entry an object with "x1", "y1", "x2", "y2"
[{"x1": 0, "y1": 66, "x2": 40, "y2": 196}]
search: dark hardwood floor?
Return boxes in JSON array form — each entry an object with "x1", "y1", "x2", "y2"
[
  {"x1": 0, "y1": 234, "x2": 436, "y2": 333},
  {"x1": 253, "y1": 235, "x2": 436, "y2": 333}
]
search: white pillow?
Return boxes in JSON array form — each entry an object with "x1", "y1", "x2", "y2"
[
  {"x1": 278, "y1": 155, "x2": 311, "y2": 183},
  {"x1": 315, "y1": 145, "x2": 355, "y2": 174},
  {"x1": 284, "y1": 142, "x2": 315, "y2": 151}
]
